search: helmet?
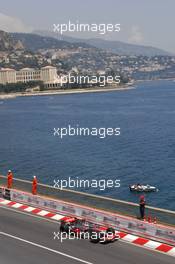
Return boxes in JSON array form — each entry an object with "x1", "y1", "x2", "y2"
[
  {"x1": 140, "y1": 195, "x2": 145, "y2": 200},
  {"x1": 8, "y1": 170, "x2": 12, "y2": 173}
]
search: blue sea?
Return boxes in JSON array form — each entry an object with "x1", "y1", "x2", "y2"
[{"x1": 0, "y1": 80, "x2": 175, "y2": 210}]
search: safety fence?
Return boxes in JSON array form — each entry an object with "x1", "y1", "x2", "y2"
[
  {"x1": 0, "y1": 175, "x2": 175, "y2": 227},
  {"x1": 0, "y1": 185, "x2": 175, "y2": 246}
]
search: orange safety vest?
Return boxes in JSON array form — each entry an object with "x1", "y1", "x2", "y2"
[
  {"x1": 32, "y1": 178, "x2": 37, "y2": 195},
  {"x1": 7, "y1": 172, "x2": 13, "y2": 189}
]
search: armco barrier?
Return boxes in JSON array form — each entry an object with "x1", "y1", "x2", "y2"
[
  {"x1": 0, "y1": 187, "x2": 3, "y2": 198},
  {"x1": 0, "y1": 187, "x2": 10, "y2": 200},
  {"x1": 8, "y1": 188, "x2": 175, "y2": 246},
  {"x1": 4, "y1": 188, "x2": 10, "y2": 200},
  {"x1": 0, "y1": 175, "x2": 175, "y2": 226}
]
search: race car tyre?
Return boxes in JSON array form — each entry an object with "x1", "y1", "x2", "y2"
[{"x1": 60, "y1": 223, "x2": 70, "y2": 233}]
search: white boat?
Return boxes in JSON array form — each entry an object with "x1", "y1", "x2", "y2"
[{"x1": 129, "y1": 184, "x2": 158, "y2": 192}]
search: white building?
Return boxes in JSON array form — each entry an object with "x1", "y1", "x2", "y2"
[
  {"x1": 0, "y1": 68, "x2": 16, "y2": 84},
  {"x1": 16, "y1": 68, "x2": 41, "y2": 83},
  {"x1": 40, "y1": 66, "x2": 58, "y2": 82},
  {"x1": 0, "y1": 66, "x2": 60, "y2": 87}
]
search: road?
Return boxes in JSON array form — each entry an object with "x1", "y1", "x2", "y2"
[{"x1": 0, "y1": 205, "x2": 174, "y2": 264}]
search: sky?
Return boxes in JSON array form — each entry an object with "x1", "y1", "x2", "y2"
[{"x1": 0, "y1": 0, "x2": 175, "y2": 53}]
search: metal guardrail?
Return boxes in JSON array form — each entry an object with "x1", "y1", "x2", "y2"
[
  {"x1": 8, "y1": 188, "x2": 175, "y2": 245},
  {"x1": 0, "y1": 175, "x2": 175, "y2": 226}
]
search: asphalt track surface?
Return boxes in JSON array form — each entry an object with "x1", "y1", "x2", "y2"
[{"x1": 0, "y1": 205, "x2": 174, "y2": 264}]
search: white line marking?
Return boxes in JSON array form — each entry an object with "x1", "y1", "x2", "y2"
[
  {"x1": 0, "y1": 232, "x2": 93, "y2": 264},
  {"x1": 37, "y1": 210, "x2": 50, "y2": 216},
  {"x1": 0, "y1": 200, "x2": 11, "y2": 205},
  {"x1": 51, "y1": 214, "x2": 64, "y2": 220},
  {"x1": 0, "y1": 204, "x2": 62, "y2": 224},
  {"x1": 12, "y1": 203, "x2": 23, "y2": 208},
  {"x1": 122, "y1": 234, "x2": 138, "y2": 242},
  {"x1": 118, "y1": 239, "x2": 175, "y2": 258},
  {"x1": 24, "y1": 206, "x2": 36, "y2": 212},
  {"x1": 144, "y1": 240, "x2": 162, "y2": 249},
  {"x1": 167, "y1": 248, "x2": 175, "y2": 257}
]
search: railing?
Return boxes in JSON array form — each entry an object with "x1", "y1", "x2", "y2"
[{"x1": 0, "y1": 175, "x2": 175, "y2": 226}]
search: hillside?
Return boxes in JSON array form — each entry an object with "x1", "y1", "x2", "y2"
[
  {"x1": 0, "y1": 30, "x2": 24, "y2": 51},
  {"x1": 1, "y1": 29, "x2": 170, "y2": 57},
  {"x1": 11, "y1": 32, "x2": 95, "y2": 52},
  {"x1": 34, "y1": 30, "x2": 171, "y2": 57}
]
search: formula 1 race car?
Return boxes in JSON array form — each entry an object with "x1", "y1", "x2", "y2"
[
  {"x1": 59, "y1": 216, "x2": 120, "y2": 243},
  {"x1": 89, "y1": 226, "x2": 120, "y2": 243}
]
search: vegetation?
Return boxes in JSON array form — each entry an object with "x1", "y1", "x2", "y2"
[{"x1": 0, "y1": 81, "x2": 44, "y2": 94}]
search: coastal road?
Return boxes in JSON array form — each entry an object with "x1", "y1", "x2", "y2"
[{"x1": 0, "y1": 205, "x2": 174, "y2": 264}]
